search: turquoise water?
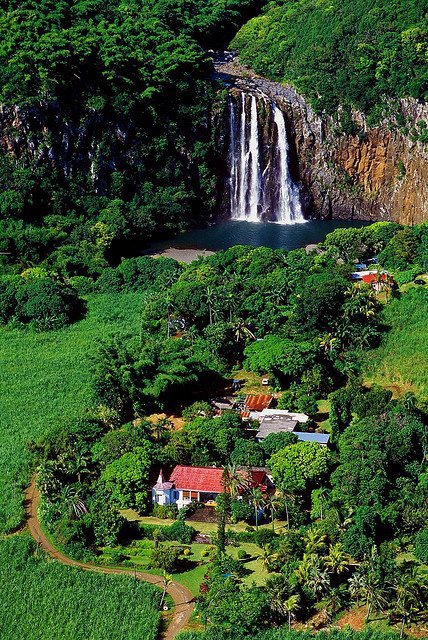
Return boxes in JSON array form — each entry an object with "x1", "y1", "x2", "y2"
[{"x1": 149, "y1": 219, "x2": 369, "y2": 253}]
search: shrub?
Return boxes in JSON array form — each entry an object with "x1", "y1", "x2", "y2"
[
  {"x1": 277, "y1": 390, "x2": 296, "y2": 410},
  {"x1": 237, "y1": 548, "x2": 247, "y2": 560},
  {"x1": 110, "y1": 549, "x2": 126, "y2": 564},
  {"x1": 183, "y1": 547, "x2": 192, "y2": 556},
  {"x1": 167, "y1": 521, "x2": 196, "y2": 545},
  {"x1": 393, "y1": 267, "x2": 422, "y2": 286},
  {"x1": 231, "y1": 498, "x2": 254, "y2": 523},
  {"x1": 1, "y1": 275, "x2": 85, "y2": 330},
  {"x1": 67, "y1": 275, "x2": 95, "y2": 295},
  {"x1": 139, "y1": 521, "x2": 196, "y2": 545},
  {"x1": 255, "y1": 529, "x2": 276, "y2": 548},
  {"x1": 414, "y1": 528, "x2": 428, "y2": 563},
  {"x1": 152, "y1": 503, "x2": 178, "y2": 520},
  {"x1": 151, "y1": 544, "x2": 182, "y2": 572}
]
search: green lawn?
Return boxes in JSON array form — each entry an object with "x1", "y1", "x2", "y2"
[
  {"x1": 0, "y1": 292, "x2": 145, "y2": 533},
  {"x1": 364, "y1": 288, "x2": 428, "y2": 401},
  {"x1": 125, "y1": 512, "x2": 289, "y2": 535},
  {"x1": 100, "y1": 539, "x2": 271, "y2": 596}
]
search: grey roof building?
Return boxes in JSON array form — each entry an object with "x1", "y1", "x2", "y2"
[{"x1": 256, "y1": 415, "x2": 298, "y2": 440}]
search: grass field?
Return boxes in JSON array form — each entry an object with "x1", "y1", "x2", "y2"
[
  {"x1": 0, "y1": 293, "x2": 145, "y2": 533},
  {"x1": 364, "y1": 288, "x2": 428, "y2": 401},
  {"x1": 0, "y1": 535, "x2": 161, "y2": 640}
]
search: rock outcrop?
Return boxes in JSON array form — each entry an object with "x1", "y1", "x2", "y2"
[{"x1": 214, "y1": 53, "x2": 428, "y2": 225}]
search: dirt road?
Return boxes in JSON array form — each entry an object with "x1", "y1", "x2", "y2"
[{"x1": 25, "y1": 479, "x2": 194, "y2": 640}]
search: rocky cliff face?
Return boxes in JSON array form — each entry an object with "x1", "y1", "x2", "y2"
[
  {"x1": 214, "y1": 54, "x2": 428, "y2": 225},
  {"x1": 0, "y1": 102, "x2": 137, "y2": 195}
]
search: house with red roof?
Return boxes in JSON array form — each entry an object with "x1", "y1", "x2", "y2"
[
  {"x1": 152, "y1": 465, "x2": 271, "y2": 510},
  {"x1": 361, "y1": 272, "x2": 392, "y2": 292}
]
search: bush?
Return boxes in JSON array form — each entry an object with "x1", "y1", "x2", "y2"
[
  {"x1": 231, "y1": 499, "x2": 254, "y2": 523},
  {"x1": 67, "y1": 276, "x2": 95, "y2": 295},
  {"x1": 414, "y1": 528, "x2": 428, "y2": 564},
  {"x1": 167, "y1": 521, "x2": 196, "y2": 545},
  {"x1": 110, "y1": 549, "x2": 126, "y2": 564},
  {"x1": 254, "y1": 529, "x2": 276, "y2": 548},
  {"x1": 0, "y1": 275, "x2": 85, "y2": 330},
  {"x1": 151, "y1": 544, "x2": 182, "y2": 572},
  {"x1": 139, "y1": 521, "x2": 196, "y2": 545},
  {"x1": 152, "y1": 503, "x2": 178, "y2": 520},
  {"x1": 277, "y1": 390, "x2": 296, "y2": 410},
  {"x1": 393, "y1": 267, "x2": 422, "y2": 286},
  {"x1": 237, "y1": 548, "x2": 247, "y2": 560}
]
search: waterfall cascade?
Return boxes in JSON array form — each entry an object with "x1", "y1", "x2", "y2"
[{"x1": 228, "y1": 90, "x2": 305, "y2": 224}]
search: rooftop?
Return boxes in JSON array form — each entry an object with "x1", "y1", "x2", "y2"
[
  {"x1": 256, "y1": 418, "x2": 298, "y2": 440},
  {"x1": 295, "y1": 432, "x2": 330, "y2": 445},
  {"x1": 244, "y1": 394, "x2": 273, "y2": 412},
  {"x1": 167, "y1": 465, "x2": 269, "y2": 494}
]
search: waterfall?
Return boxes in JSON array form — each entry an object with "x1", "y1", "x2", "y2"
[
  {"x1": 247, "y1": 95, "x2": 261, "y2": 222},
  {"x1": 272, "y1": 102, "x2": 304, "y2": 223},
  {"x1": 227, "y1": 90, "x2": 304, "y2": 224}
]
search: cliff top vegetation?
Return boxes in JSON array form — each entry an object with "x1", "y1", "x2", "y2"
[{"x1": 232, "y1": 0, "x2": 428, "y2": 123}]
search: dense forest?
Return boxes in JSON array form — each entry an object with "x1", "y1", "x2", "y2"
[
  {"x1": 232, "y1": 0, "x2": 428, "y2": 123},
  {"x1": 0, "y1": 0, "x2": 259, "y2": 275}
]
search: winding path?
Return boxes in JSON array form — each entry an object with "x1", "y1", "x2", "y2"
[{"x1": 25, "y1": 479, "x2": 194, "y2": 640}]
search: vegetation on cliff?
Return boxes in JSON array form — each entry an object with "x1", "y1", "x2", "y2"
[
  {"x1": 0, "y1": 0, "x2": 258, "y2": 275},
  {"x1": 232, "y1": 0, "x2": 428, "y2": 123}
]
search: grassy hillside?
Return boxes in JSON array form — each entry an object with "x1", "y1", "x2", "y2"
[
  {"x1": 365, "y1": 287, "x2": 428, "y2": 401},
  {"x1": 232, "y1": 0, "x2": 428, "y2": 123},
  {"x1": 0, "y1": 535, "x2": 160, "y2": 640},
  {"x1": 0, "y1": 292, "x2": 145, "y2": 533}
]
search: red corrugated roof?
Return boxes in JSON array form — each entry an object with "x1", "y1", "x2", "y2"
[
  {"x1": 244, "y1": 394, "x2": 273, "y2": 411},
  {"x1": 362, "y1": 273, "x2": 388, "y2": 284},
  {"x1": 170, "y1": 466, "x2": 224, "y2": 492},
  {"x1": 169, "y1": 465, "x2": 267, "y2": 494}
]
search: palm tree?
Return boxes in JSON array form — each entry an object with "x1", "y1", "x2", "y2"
[
  {"x1": 233, "y1": 318, "x2": 255, "y2": 343},
  {"x1": 282, "y1": 488, "x2": 295, "y2": 530},
  {"x1": 222, "y1": 464, "x2": 251, "y2": 499},
  {"x1": 165, "y1": 292, "x2": 174, "y2": 338},
  {"x1": 264, "y1": 493, "x2": 283, "y2": 532},
  {"x1": 283, "y1": 594, "x2": 300, "y2": 631},
  {"x1": 392, "y1": 563, "x2": 428, "y2": 638},
  {"x1": 223, "y1": 286, "x2": 237, "y2": 323},
  {"x1": 325, "y1": 586, "x2": 346, "y2": 619},
  {"x1": 249, "y1": 487, "x2": 264, "y2": 531},
  {"x1": 259, "y1": 544, "x2": 277, "y2": 572},
  {"x1": 317, "y1": 486, "x2": 331, "y2": 520},
  {"x1": 152, "y1": 417, "x2": 172, "y2": 442},
  {"x1": 348, "y1": 571, "x2": 366, "y2": 607},
  {"x1": 359, "y1": 570, "x2": 388, "y2": 622},
  {"x1": 324, "y1": 543, "x2": 349, "y2": 577},
  {"x1": 205, "y1": 286, "x2": 216, "y2": 325},
  {"x1": 307, "y1": 564, "x2": 330, "y2": 601},
  {"x1": 296, "y1": 553, "x2": 330, "y2": 601},
  {"x1": 159, "y1": 571, "x2": 173, "y2": 609},
  {"x1": 61, "y1": 486, "x2": 88, "y2": 519},
  {"x1": 304, "y1": 528, "x2": 327, "y2": 555}
]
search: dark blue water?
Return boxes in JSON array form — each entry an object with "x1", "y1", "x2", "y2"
[{"x1": 149, "y1": 219, "x2": 369, "y2": 253}]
